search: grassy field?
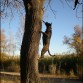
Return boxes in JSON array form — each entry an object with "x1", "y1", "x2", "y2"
[{"x1": 1, "y1": 78, "x2": 20, "y2": 83}]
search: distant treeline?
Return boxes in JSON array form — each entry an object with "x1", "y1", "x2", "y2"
[
  {"x1": 38, "y1": 55, "x2": 82, "y2": 75},
  {"x1": 0, "y1": 53, "x2": 83, "y2": 77}
]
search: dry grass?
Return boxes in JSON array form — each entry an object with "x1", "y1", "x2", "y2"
[
  {"x1": 1, "y1": 80, "x2": 20, "y2": 83},
  {"x1": 39, "y1": 74, "x2": 78, "y2": 79},
  {"x1": 1, "y1": 78, "x2": 20, "y2": 83}
]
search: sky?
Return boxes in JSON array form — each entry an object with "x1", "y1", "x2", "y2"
[{"x1": 1, "y1": 0, "x2": 82, "y2": 55}]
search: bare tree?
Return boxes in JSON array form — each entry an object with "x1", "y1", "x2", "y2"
[
  {"x1": 15, "y1": 16, "x2": 25, "y2": 51},
  {"x1": 7, "y1": 32, "x2": 16, "y2": 56},
  {"x1": 0, "y1": 29, "x2": 7, "y2": 53}
]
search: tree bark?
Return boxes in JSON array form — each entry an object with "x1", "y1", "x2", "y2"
[{"x1": 20, "y1": 0, "x2": 44, "y2": 83}]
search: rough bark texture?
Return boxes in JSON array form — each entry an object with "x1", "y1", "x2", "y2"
[{"x1": 20, "y1": 0, "x2": 44, "y2": 83}]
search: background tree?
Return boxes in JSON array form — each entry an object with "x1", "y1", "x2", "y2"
[
  {"x1": 0, "y1": 29, "x2": 7, "y2": 53},
  {"x1": 15, "y1": 16, "x2": 25, "y2": 51},
  {"x1": 64, "y1": 25, "x2": 83, "y2": 55},
  {"x1": 64, "y1": 25, "x2": 83, "y2": 78},
  {"x1": 7, "y1": 32, "x2": 16, "y2": 56}
]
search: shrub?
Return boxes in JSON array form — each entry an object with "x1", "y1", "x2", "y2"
[
  {"x1": 0, "y1": 53, "x2": 20, "y2": 72},
  {"x1": 6, "y1": 64, "x2": 20, "y2": 72}
]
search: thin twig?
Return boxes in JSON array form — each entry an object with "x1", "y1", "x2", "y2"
[
  {"x1": 44, "y1": 0, "x2": 51, "y2": 12},
  {"x1": 76, "y1": 3, "x2": 83, "y2": 18},
  {"x1": 49, "y1": 3, "x2": 56, "y2": 19},
  {"x1": 59, "y1": 0, "x2": 64, "y2": 8},
  {"x1": 65, "y1": 0, "x2": 73, "y2": 9}
]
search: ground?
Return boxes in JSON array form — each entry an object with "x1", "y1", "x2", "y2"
[{"x1": 0, "y1": 72, "x2": 83, "y2": 83}]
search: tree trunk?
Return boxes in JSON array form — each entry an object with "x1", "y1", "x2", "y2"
[{"x1": 20, "y1": 0, "x2": 44, "y2": 83}]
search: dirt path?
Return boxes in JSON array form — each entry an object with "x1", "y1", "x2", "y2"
[
  {"x1": 0, "y1": 72, "x2": 79, "y2": 78},
  {"x1": 0, "y1": 72, "x2": 83, "y2": 83}
]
